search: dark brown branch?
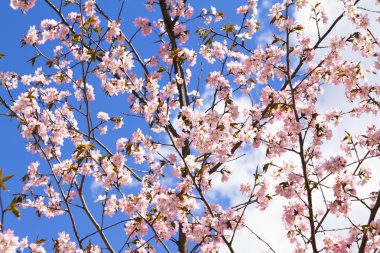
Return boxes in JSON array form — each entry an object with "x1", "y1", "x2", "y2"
[{"x1": 358, "y1": 191, "x2": 380, "y2": 253}]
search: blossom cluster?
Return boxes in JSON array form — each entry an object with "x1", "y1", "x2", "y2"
[{"x1": 0, "y1": 0, "x2": 379, "y2": 252}]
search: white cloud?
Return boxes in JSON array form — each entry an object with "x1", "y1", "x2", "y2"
[
  {"x1": 215, "y1": 1, "x2": 380, "y2": 252},
  {"x1": 214, "y1": 145, "x2": 296, "y2": 253},
  {"x1": 90, "y1": 180, "x2": 105, "y2": 198}
]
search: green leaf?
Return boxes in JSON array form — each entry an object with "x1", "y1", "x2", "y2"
[
  {"x1": 11, "y1": 207, "x2": 20, "y2": 218},
  {"x1": 221, "y1": 24, "x2": 234, "y2": 35},
  {"x1": 217, "y1": 11, "x2": 226, "y2": 18},
  {"x1": 27, "y1": 54, "x2": 41, "y2": 66},
  {"x1": 45, "y1": 59, "x2": 55, "y2": 68},
  {"x1": 21, "y1": 174, "x2": 30, "y2": 182},
  {"x1": 263, "y1": 163, "x2": 271, "y2": 173},
  {"x1": 91, "y1": 51, "x2": 98, "y2": 62},
  {"x1": 0, "y1": 169, "x2": 14, "y2": 190},
  {"x1": 2, "y1": 174, "x2": 14, "y2": 183},
  {"x1": 7, "y1": 197, "x2": 22, "y2": 218},
  {"x1": 93, "y1": 26, "x2": 104, "y2": 36},
  {"x1": 36, "y1": 239, "x2": 46, "y2": 245},
  {"x1": 64, "y1": 0, "x2": 78, "y2": 6},
  {"x1": 157, "y1": 66, "x2": 166, "y2": 73},
  {"x1": 272, "y1": 35, "x2": 282, "y2": 44},
  {"x1": 293, "y1": 25, "x2": 304, "y2": 31}
]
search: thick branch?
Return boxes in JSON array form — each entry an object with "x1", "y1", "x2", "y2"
[{"x1": 358, "y1": 191, "x2": 380, "y2": 253}]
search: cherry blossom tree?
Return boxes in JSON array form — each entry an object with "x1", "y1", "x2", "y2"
[{"x1": 0, "y1": 0, "x2": 379, "y2": 252}]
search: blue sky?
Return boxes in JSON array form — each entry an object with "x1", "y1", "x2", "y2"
[{"x1": 0, "y1": 0, "x2": 282, "y2": 252}]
